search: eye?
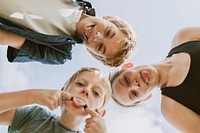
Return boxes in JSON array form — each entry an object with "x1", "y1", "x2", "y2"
[
  {"x1": 106, "y1": 28, "x2": 111, "y2": 37},
  {"x1": 76, "y1": 81, "x2": 85, "y2": 87},
  {"x1": 92, "y1": 91, "x2": 101, "y2": 97},
  {"x1": 106, "y1": 27, "x2": 115, "y2": 38},
  {"x1": 97, "y1": 43, "x2": 103, "y2": 52}
]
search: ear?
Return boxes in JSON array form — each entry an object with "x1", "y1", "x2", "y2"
[
  {"x1": 96, "y1": 109, "x2": 106, "y2": 117},
  {"x1": 143, "y1": 93, "x2": 153, "y2": 102},
  {"x1": 122, "y1": 62, "x2": 134, "y2": 70},
  {"x1": 101, "y1": 109, "x2": 106, "y2": 117},
  {"x1": 103, "y1": 16, "x2": 115, "y2": 20}
]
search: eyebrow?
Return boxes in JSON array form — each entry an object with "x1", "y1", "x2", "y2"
[{"x1": 119, "y1": 78, "x2": 124, "y2": 86}]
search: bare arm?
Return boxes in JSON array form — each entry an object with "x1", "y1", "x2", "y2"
[
  {"x1": 161, "y1": 95, "x2": 200, "y2": 133},
  {"x1": 0, "y1": 28, "x2": 25, "y2": 49},
  {"x1": 171, "y1": 26, "x2": 200, "y2": 48},
  {"x1": 0, "y1": 89, "x2": 71, "y2": 125}
]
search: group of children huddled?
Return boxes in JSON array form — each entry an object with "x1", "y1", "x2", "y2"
[
  {"x1": 0, "y1": 0, "x2": 136, "y2": 133},
  {"x1": 1, "y1": 0, "x2": 200, "y2": 133}
]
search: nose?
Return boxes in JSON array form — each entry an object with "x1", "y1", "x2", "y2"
[
  {"x1": 133, "y1": 80, "x2": 140, "y2": 87},
  {"x1": 82, "y1": 87, "x2": 89, "y2": 97},
  {"x1": 93, "y1": 32, "x2": 103, "y2": 43}
]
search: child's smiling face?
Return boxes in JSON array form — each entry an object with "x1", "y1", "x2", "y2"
[
  {"x1": 63, "y1": 70, "x2": 111, "y2": 116},
  {"x1": 76, "y1": 16, "x2": 126, "y2": 59}
]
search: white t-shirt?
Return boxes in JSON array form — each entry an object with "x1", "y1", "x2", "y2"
[{"x1": 0, "y1": 0, "x2": 83, "y2": 37}]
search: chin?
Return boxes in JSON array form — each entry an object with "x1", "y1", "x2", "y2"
[{"x1": 65, "y1": 106, "x2": 86, "y2": 116}]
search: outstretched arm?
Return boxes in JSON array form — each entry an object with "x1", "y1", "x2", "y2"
[
  {"x1": 0, "y1": 28, "x2": 25, "y2": 49},
  {"x1": 0, "y1": 89, "x2": 71, "y2": 125},
  {"x1": 161, "y1": 95, "x2": 200, "y2": 133},
  {"x1": 171, "y1": 26, "x2": 200, "y2": 48}
]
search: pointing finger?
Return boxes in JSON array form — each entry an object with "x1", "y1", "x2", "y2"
[{"x1": 85, "y1": 107, "x2": 99, "y2": 117}]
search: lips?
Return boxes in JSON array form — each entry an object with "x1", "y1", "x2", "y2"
[
  {"x1": 140, "y1": 71, "x2": 150, "y2": 85},
  {"x1": 83, "y1": 25, "x2": 94, "y2": 41}
]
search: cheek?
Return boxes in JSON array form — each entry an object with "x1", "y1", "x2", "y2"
[
  {"x1": 85, "y1": 42, "x2": 97, "y2": 53},
  {"x1": 66, "y1": 86, "x2": 79, "y2": 94},
  {"x1": 88, "y1": 96, "x2": 103, "y2": 110}
]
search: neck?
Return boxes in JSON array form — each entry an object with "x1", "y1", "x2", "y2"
[
  {"x1": 59, "y1": 110, "x2": 84, "y2": 131},
  {"x1": 152, "y1": 58, "x2": 173, "y2": 89}
]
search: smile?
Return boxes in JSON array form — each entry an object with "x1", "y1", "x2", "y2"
[
  {"x1": 71, "y1": 96, "x2": 87, "y2": 108},
  {"x1": 140, "y1": 71, "x2": 150, "y2": 85}
]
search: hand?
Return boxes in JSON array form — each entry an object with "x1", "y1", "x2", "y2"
[
  {"x1": 84, "y1": 108, "x2": 107, "y2": 133},
  {"x1": 30, "y1": 89, "x2": 71, "y2": 110}
]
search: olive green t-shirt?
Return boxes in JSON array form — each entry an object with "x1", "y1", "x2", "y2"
[{"x1": 8, "y1": 105, "x2": 82, "y2": 133}]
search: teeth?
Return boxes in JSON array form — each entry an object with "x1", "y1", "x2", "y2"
[
  {"x1": 141, "y1": 72, "x2": 149, "y2": 84},
  {"x1": 72, "y1": 97, "x2": 86, "y2": 108},
  {"x1": 84, "y1": 26, "x2": 92, "y2": 40}
]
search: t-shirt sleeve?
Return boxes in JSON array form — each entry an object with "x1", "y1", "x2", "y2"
[{"x1": 8, "y1": 105, "x2": 49, "y2": 132}]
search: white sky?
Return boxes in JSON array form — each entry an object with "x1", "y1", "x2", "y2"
[{"x1": 1, "y1": 0, "x2": 200, "y2": 132}]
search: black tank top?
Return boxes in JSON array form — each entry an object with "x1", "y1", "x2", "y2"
[{"x1": 161, "y1": 40, "x2": 200, "y2": 114}]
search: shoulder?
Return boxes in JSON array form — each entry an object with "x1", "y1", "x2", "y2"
[
  {"x1": 161, "y1": 95, "x2": 176, "y2": 119},
  {"x1": 171, "y1": 27, "x2": 200, "y2": 49},
  {"x1": 161, "y1": 95, "x2": 191, "y2": 119},
  {"x1": 16, "y1": 105, "x2": 52, "y2": 118},
  {"x1": 161, "y1": 95, "x2": 200, "y2": 132},
  {"x1": 161, "y1": 95, "x2": 185, "y2": 132},
  {"x1": 17, "y1": 105, "x2": 44, "y2": 112}
]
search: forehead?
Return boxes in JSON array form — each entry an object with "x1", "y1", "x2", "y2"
[
  {"x1": 111, "y1": 69, "x2": 125, "y2": 84},
  {"x1": 103, "y1": 20, "x2": 127, "y2": 57},
  {"x1": 111, "y1": 69, "x2": 135, "y2": 105},
  {"x1": 112, "y1": 76, "x2": 137, "y2": 106},
  {"x1": 76, "y1": 71, "x2": 110, "y2": 90},
  {"x1": 112, "y1": 80, "x2": 133, "y2": 106}
]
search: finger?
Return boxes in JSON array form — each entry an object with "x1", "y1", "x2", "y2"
[
  {"x1": 54, "y1": 101, "x2": 58, "y2": 109},
  {"x1": 85, "y1": 117, "x2": 92, "y2": 124},
  {"x1": 85, "y1": 107, "x2": 99, "y2": 117},
  {"x1": 95, "y1": 109, "x2": 101, "y2": 115},
  {"x1": 85, "y1": 123, "x2": 90, "y2": 128},
  {"x1": 48, "y1": 102, "x2": 55, "y2": 110},
  {"x1": 58, "y1": 95, "x2": 63, "y2": 106},
  {"x1": 52, "y1": 95, "x2": 59, "y2": 109},
  {"x1": 84, "y1": 127, "x2": 90, "y2": 133},
  {"x1": 61, "y1": 91, "x2": 71, "y2": 100}
]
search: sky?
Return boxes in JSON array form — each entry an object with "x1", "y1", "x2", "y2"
[{"x1": 1, "y1": 0, "x2": 200, "y2": 132}]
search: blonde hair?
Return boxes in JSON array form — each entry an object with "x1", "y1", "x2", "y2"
[
  {"x1": 90, "y1": 17, "x2": 137, "y2": 67},
  {"x1": 63, "y1": 67, "x2": 111, "y2": 109}
]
